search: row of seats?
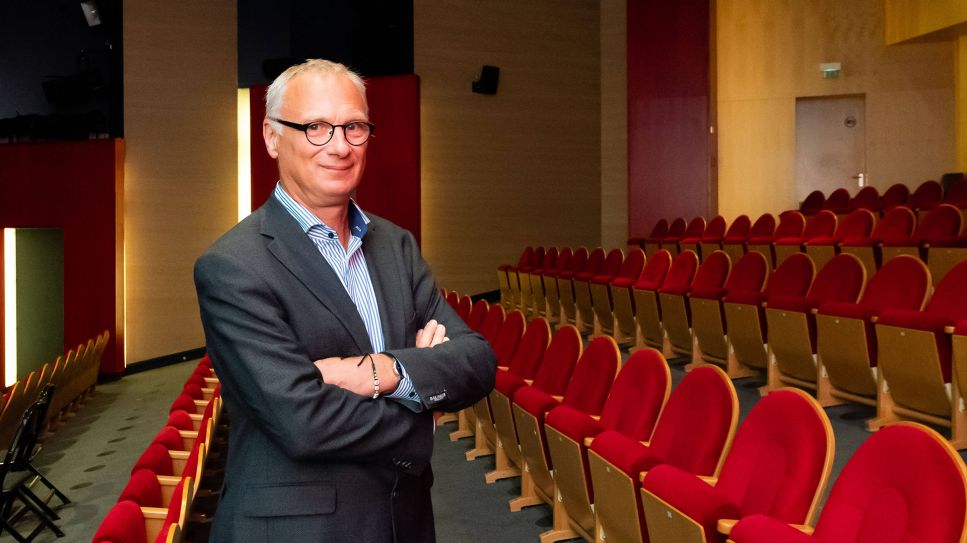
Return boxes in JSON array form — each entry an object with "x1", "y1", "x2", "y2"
[
  {"x1": 0, "y1": 330, "x2": 108, "y2": 541},
  {"x1": 440, "y1": 293, "x2": 967, "y2": 543},
  {"x1": 499, "y1": 240, "x2": 967, "y2": 449},
  {"x1": 795, "y1": 179, "x2": 967, "y2": 216},
  {"x1": 0, "y1": 331, "x2": 110, "y2": 448},
  {"x1": 635, "y1": 204, "x2": 966, "y2": 283},
  {"x1": 93, "y1": 355, "x2": 224, "y2": 543}
]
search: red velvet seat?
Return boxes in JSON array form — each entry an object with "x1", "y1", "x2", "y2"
[
  {"x1": 499, "y1": 246, "x2": 532, "y2": 309},
  {"x1": 445, "y1": 290, "x2": 459, "y2": 310},
  {"x1": 93, "y1": 500, "x2": 150, "y2": 543},
  {"x1": 775, "y1": 211, "x2": 838, "y2": 266},
  {"x1": 877, "y1": 182, "x2": 909, "y2": 212},
  {"x1": 695, "y1": 215, "x2": 728, "y2": 259},
  {"x1": 118, "y1": 469, "x2": 165, "y2": 508},
  {"x1": 468, "y1": 310, "x2": 526, "y2": 459},
  {"x1": 165, "y1": 410, "x2": 195, "y2": 432},
  {"x1": 512, "y1": 337, "x2": 620, "y2": 511},
  {"x1": 764, "y1": 254, "x2": 865, "y2": 395},
  {"x1": 466, "y1": 299, "x2": 490, "y2": 334},
  {"x1": 799, "y1": 190, "x2": 825, "y2": 216},
  {"x1": 606, "y1": 248, "x2": 647, "y2": 342},
  {"x1": 875, "y1": 259, "x2": 967, "y2": 447},
  {"x1": 676, "y1": 217, "x2": 708, "y2": 256},
  {"x1": 662, "y1": 250, "x2": 730, "y2": 358},
  {"x1": 822, "y1": 187, "x2": 851, "y2": 215},
  {"x1": 905, "y1": 179, "x2": 943, "y2": 214},
  {"x1": 543, "y1": 349, "x2": 671, "y2": 540},
  {"x1": 456, "y1": 294, "x2": 472, "y2": 323},
  {"x1": 720, "y1": 214, "x2": 754, "y2": 263},
  {"x1": 955, "y1": 320, "x2": 967, "y2": 412},
  {"x1": 805, "y1": 209, "x2": 876, "y2": 269},
  {"x1": 490, "y1": 325, "x2": 582, "y2": 486},
  {"x1": 641, "y1": 388, "x2": 834, "y2": 543},
  {"x1": 660, "y1": 217, "x2": 688, "y2": 256},
  {"x1": 528, "y1": 247, "x2": 559, "y2": 317},
  {"x1": 816, "y1": 256, "x2": 930, "y2": 416},
  {"x1": 517, "y1": 246, "x2": 547, "y2": 314},
  {"x1": 484, "y1": 317, "x2": 551, "y2": 478},
  {"x1": 479, "y1": 304, "x2": 506, "y2": 345},
  {"x1": 750, "y1": 210, "x2": 805, "y2": 268},
  {"x1": 692, "y1": 251, "x2": 770, "y2": 376},
  {"x1": 556, "y1": 246, "x2": 589, "y2": 328},
  {"x1": 542, "y1": 246, "x2": 572, "y2": 322},
  {"x1": 728, "y1": 422, "x2": 967, "y2": 543},
  {"x1": 588, "y1": 366, "x2": 738, "y2": 543},
  {"x1": 849, "y1": 185, "x2": 880, "y2": 211},
  {"x1": 882, "y1": 203, "x2": 962, "y2": 262},
  {"x1": 840, "y1": 205, "x2": 916, "y2": 275},
  {"x1": 643, "y1": 218, "x2": 670, "y2": 257},
  {"x1": 636, "y1": 249, "x2": 698, "y2": 354},
  {"x1": 573, "y1": 248, "x2": 609, "y2": 332}
]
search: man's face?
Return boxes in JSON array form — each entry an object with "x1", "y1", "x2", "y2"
[{"x1": 264, "y1": 72, "x2": 369, "y2": 209}]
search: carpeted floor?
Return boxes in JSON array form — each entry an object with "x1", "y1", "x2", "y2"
[{"x1": 8, "y1": 352, "x2": 967, "y2": 542}]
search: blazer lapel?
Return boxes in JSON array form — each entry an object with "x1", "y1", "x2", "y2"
[
  {"x1": 362, "y1": 220, "x2": 407, "y2": 350},
  {"x1": 259, "y1": 197, "x2": 373, "y2": 354}
]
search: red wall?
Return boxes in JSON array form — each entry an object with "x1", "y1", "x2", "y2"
[
  {"x1": 627, "y1": 0, "x2": 713, "y2": 237},
  {"x1": 248, "y1": 74, "x2": 421, "y2": 242},
  {"x1": 0, "y1": 139, "x2": 124, "y2": 377}
]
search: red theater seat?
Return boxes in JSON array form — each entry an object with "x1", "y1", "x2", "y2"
[
  {"x1": 603, "y1": 248, "x2": 647, "y2": 342},
  {"x1": 511, "y1": 337, "x2": 619, "y2": 512},
  {"x1": 720, "y1": 214, "x2": 754, "y2": 264},
  {"x1": 728, "y1": 423, "x2": 967, "y2": 543},
  {"x1": 805, "y1": 209, "x2": 876, "y2": 269},
  {"x1": 643, "y1": 218, "x2": 669, "y2": 258},
  {"x1": 588, "y1": 366, "x2": 738, "y2": 543},
  {"x1": 641, "y1": 388, "x2": 834, "y2": 543},
  {"x1": 764, "y1": 254, "x2": 865, "y2": 396},
  {"x1": 543, "y1": 349, "x2": 671, "y2": 541},
  {"x1": 814, "y1": 255, "x2": 928, "y2": 428},
  {"x1": 875, "y1": 259, "x2": 967, "y2": 447},
  {"x1": 799, "y1": 190, "x2": 825, "y2": 216},
  {"x1": 636, "y1": 249, "x2": 698, "y2": 355},
  {"x1": 662, "y1": 250, "x2": 730, "y2": 359},
  {"x1": 774, "y1": 210, "x2": 837, "y2": 267},
  {"x1": 877, "y1": 182, "x2": 909, "y2": 212}
]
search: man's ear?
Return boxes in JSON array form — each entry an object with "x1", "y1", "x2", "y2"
[{"x1": 263, "y1": 119, "x2": 280, "y2": 159}]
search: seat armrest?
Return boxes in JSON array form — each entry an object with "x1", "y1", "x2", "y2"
[
  {"x1": 792, "y1": 524, "x2": 815, "y2": 535},
  {"x1": 717, "y1": 519, "x2": 738, "y2": 535},
  {"x1": 141, "y1": 506, "x2": 167, "y2": 520},
  {"x1": 551, "y1": 395, "x2": 564, "y2": 402},
  {"x1": 590, "y1": 415, "x2": 601, "y2": 421},
  {"x1": 870, "y1": 316, "x2": 878, "y2": 323},
  {"x1": 583, "y1": 437, "x2": 594, "y2": 447},
  {"x1": 698, "y1": 475, "x2": 718, "y2": 485},
  {"x1": 945, "y1": 325, "x2": 955, "y2": 334},
  {"x1": 523, "y1": 379, "x2": 534, "y2": 386},
  {"x1": 810, "y1": 308, "x2": 819, "y2": 315}
]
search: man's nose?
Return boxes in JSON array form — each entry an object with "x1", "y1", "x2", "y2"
[{"x1": 326, "y1": 127, "x2": 352, "y2": 156}]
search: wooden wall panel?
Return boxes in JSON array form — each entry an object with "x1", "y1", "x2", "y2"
[
  {"x1": 717, "y1": 0, "x2": 955, "y2": 221},
  {"x1": 627, "y1": 0, "x2": 712, "y2": 238},
  {"x1": 414, "y1": 0, "x2": 601, "y2": 295},
  {"x1": 601, "y1": 0, "x2": 628, "y2": 249},
  {"x1": 123, "y1": 0, "x2": 237, "y2": 364},
  {"x1": 885, "y1": 0, "x2": 967, "y2": 44}
]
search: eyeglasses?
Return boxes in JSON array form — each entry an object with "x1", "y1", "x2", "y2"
[{"x1": 270, "y1": 117, "x2": 375, "y2": 146}]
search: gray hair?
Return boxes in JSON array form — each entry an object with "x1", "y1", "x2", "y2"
[{"x1": 265, "y1": 59, "x2": 368, "y2": 133}]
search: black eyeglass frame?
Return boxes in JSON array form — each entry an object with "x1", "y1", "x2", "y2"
[{"x1": 270, "y1": 117, "x2": 376, "y2": 146}]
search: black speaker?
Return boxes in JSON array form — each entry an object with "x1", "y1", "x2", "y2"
[{"x1": 472, "y1": 65, "x2": 499, "y2": 95}]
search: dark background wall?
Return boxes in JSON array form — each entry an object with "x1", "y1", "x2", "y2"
[
  {"x1": 0, "y1": 0, "x2": 123, "y2": 140},
  {"x1": 238, "y1": 0, "x2": 414, "y2": 86}
]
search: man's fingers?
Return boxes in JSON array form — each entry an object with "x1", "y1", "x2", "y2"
[
  {"x1": 430, "y1": 323, "x2": 446, "y2": 346},
  {"x1": 415, "y1": 327, "x2": 426, "y2": 348}
]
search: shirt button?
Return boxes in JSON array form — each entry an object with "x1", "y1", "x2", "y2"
[
  {"x1": 392, "y1": 491, "x2": 400, "y2": 499},
  {"x1": 328, "y1": 232, "x2": 334, "y2": 238}
]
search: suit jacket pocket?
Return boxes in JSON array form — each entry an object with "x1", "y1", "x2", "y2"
[{"x1": 242, "y1": 482, "x2": 336, "y2": 517}]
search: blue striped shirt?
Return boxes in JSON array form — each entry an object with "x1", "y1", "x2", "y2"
[{"x1": 273, "y1": 183, "x2": 421, "y2": 409}]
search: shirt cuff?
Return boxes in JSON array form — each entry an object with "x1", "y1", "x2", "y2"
[{"x1": 384, "y1": 356, "x2": 424, "y2": 412}]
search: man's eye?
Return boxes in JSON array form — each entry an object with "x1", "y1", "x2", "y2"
[
  {"x1": 345, "y1": 122, "x2": 361, "y2": 132},
  {"x1": 306, "y1": 123, "x2": 323, "y2": 133}
]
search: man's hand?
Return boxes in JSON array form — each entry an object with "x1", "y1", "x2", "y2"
[
  {"x1": 314, "y1": 354, "x2": 400, "y2": 398},
  {"x1": 416, "y1": 319, "x2": 449, "y2": 348}
]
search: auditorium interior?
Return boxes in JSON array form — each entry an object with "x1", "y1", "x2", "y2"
[{"x1": 2, "y1": 0, "x2": 967, "y2": 541}]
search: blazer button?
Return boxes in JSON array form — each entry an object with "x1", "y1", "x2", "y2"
[{"x1": 392, "y1": 490, "x2": 400, "y2": 499}]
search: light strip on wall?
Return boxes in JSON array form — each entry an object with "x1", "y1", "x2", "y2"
[
  {"x1": 4, "y1": 228, "x2": 16, "y2": 387},
  {"x1": 237, "y1": 88, "x2": 252, "y2": 222}
]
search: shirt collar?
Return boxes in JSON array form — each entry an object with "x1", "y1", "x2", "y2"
[{"x1": 273, "y1": 182, "x2": 370, "y2": 239}]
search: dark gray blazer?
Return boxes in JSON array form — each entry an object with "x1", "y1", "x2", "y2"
[{"x1": 193, "y1": 196, "x2": 496, "y2": 543}]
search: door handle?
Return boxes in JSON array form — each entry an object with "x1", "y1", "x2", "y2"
[{"x1": 851, "y1": 173, "x2": 866, "y2": 187}]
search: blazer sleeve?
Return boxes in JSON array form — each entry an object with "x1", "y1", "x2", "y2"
[
  {"x1": 194, "y1": 249, "x2": 432, "y2": 466},
  {"x1": 384, "y1": 232, "x2": 497, "y2": 412}
]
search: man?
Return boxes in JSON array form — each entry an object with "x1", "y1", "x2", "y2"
[{"x1": 194, "y1": 59, "x2": 496, "y2": 542}]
